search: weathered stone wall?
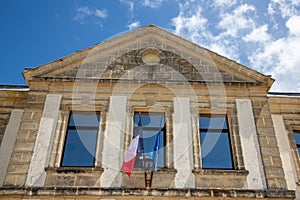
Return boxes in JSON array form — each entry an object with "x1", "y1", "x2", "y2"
[
  {"x1": 1, "y1": 79, "x2": 287, "y2": 191},
  {"x1": 0, "y1": 187, "x2": 296, "y2": 199},
  {"x1": 251, "y1": 94, "x2": 287, "y2": 189},
  {"x1": 3, "y1": 90, "x2": 45, "y2": 186},
  {"x1": 269, "y1": 96, "x2": 300, "y2": 197},
  {"x1": 269, "y1": 96, "x2": 300, "y2": 172},
  {"x1": 0, "y1": 90, "x2": 27, "y2": 145}
]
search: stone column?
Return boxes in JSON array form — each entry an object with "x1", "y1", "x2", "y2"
[
  {"x1": 236, "y1": 99, "x2": 267, "y2": 189},
  {"x1": 173, "y1": 97, "x2": 195, "y2": 188},
  {"x1": 0, "y1": 110, "x2": 24, "y2": 187},
  {"x1": 101, "y1": 96, "x2": 127, "y2": 188},
  {"x1": 25, "y1": 94, "x2": 62, "y2": 187},
  {"x1": 272, "y1": 115, "x2": 297, "y2": 190}
]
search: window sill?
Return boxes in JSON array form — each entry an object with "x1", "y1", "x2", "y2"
[
  {"x1": 192, "y1": 169, "x2": 249, "y2": 175},
  {"x1": 45, "y1": 167, "x2": 104, "y2": 174},
  {"x1": 122, "y1": 167, "x2": 177, "y2": 174}
]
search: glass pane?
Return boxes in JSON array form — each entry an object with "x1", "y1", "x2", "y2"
[
  {"x1": 142, "y1": 131, "x2": 165, "y2": 152},
  {"x1": 200, "y1": 131, "x2": 233, "y2": 169},
  {"x1": 199, "y1": 115, "x2": 227, "y2": 130},
  {"x1": 62, "y1": 129, "x2": 97, "y2": 167},
  {"x1": 69, "y1": 112, "x2": 100, "y2": 127},
  {"x1": 134, "y1": 113, "x2": 165, "y2": 128},
  {"x1": 134, "y1": 131, "x2": 165, "y2": 168},
  {"x1": 133, "y1": 112, "x2": 165, "y2": 168},
  {"x1": 294, "y1": 132, "x2": 300, "y2": 145},
  {"x1": 298, "y1": 148, "x2": 300, "y2": 156}
]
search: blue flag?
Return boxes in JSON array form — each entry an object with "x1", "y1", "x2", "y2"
[{"x1": 149, "y1": 131, "x2": 160, "y2": 172}]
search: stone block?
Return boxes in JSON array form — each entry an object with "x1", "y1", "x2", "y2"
[
  {"x1": 46, "y1": 175, "x2": 75, "y2": 187},
  {"x1": 14, "y1": 141, "x2": 35, "y2": 151},
  {"x1": 19, "y1": 122, "x2": 39, "y2": 130},
  {"x1": 194, "y1": 173, "x2": 248, "y2": 189},
  {"x1": 22, "y1": 111, "x2": 42, "y2": 121},
  {"x1": 260, "y1": 146, "x2": 280, "y2": 155},
  {"x1": 7, "y1": 164, "x2": 29, "y2": 173},
  {"x1": 262, "y1": 156, "x2": 272, "y2": 166},
  {"x1": 271, "y1": 156, "x2": 283, "y2": 166},
  {"x1": 3, "y1": 174, "x2": 17, "y2": 186},
  {"x1": 10, "y1": 152, "x2": 32, "y2": 163},
  {"x1": 25, "y1": 103, "x2": 45, "y2": 110},
  {"x1": 122, "y1": 171, "x2": 176, "y2": 189},
  {"x1": 265, "y1": 167, "x2": 285, "y2": 178},
  {"x1": 76, "y1": 175, "x2": 101, "y2": 187},
  {"x1": 27, "y1": 94, "x2": 46, "y2": 103},
  {"x1": 15, "y1": 174, "x2": 26, "y2": 186}
]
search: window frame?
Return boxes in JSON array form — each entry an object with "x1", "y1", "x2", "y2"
[
  {"x1": 290, "y1": 126, "x2": 300, "y2": 182},
  {"x1": 293, "y1": 129, "x2": 300, "y2": 157},
  {"x1": 60, "y1": 110, "x2": 101, "y2": 167},
  {"x1": 198, "y1": 113, "x2": 235, "y2": 170},
  {"x1": 132, "y1": 111, "x2": 167, "y2": 169}
]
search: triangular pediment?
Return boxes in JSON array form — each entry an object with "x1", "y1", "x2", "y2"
[{"x1": 23, "y1": 25, "x2": 273, "y2": 87}]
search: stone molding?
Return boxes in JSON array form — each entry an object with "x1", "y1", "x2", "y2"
[{"x1": 0, "y1": 187, "x2": 295, "y2": 199}]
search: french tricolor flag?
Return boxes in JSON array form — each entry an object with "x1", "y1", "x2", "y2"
[{"x1": 121, "y1": 118, "x2": 143, "y2": 177}]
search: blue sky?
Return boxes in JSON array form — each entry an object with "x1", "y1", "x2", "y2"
[{"x1": 1, "y1": 0, "x2": 300, "y2": 91}]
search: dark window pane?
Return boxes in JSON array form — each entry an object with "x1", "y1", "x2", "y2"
[
  {"x1": 199, "y1": 114, "x2": 233, "y2": 169},
  {"x1": 294, "y1": 131, "x2": 300, "y2": 157},
  {"x1": 200, "y1": 131, "x2": 233, "y2": 169},
  {"x1": 294, "y1": 132, "x2": 300, "y2": 144},
  {"x1": 134, "y1": 113, "x2": 165, "y2": 128},
  {"x1": 62, "y1": 129, "x2": 98, "y2": 166},
  {"x1": 69, "y1": 111, "x2": 100, "y2": 127},
  {"x1": 133, "y1": 112, "x2": 165, "y2": 168},
  {"x1": 199, "y1": 115, "x2": 227, "y2": 130},
  {"x1": 61, "y1": 112, "x2": 100, "y2": 167}
]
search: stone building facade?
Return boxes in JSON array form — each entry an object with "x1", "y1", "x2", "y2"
[{"x1": 0, "y1": 25, "x2": 299, "y2": 199}]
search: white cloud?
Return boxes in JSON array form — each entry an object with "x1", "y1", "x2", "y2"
[
  {"x1": 74, "y1": 7, "x2": 93, "y2": 21},
  {"x1": 95, "y1": 9, "x2": 108, "y2": 19},
  {"x1": 142, "y1": 0, "x2": 164, "y2": 8},
  {"x1": 268, "y1": 0, "x2": 300, "y2": 18},
  {"x1": 74, "y1": 6, "x2": 108, "y2": 24},
  {"x1": 243, "y1": 25, "x2": 271, "y2": 43},
  {"x1": 128, "y1": 21, "x2": 140, "y2": 30},
  {"x1": 171, "y1": 1, "x2": 300, "y2": 91},
  {"x1": 213, "y1": 0, "x2": 237, "y2": 8},
  {"x1": 248, "y1": 15, "x2": 300, "y2": 91},
  {"x1": 171, "y1": 2, "x2": 208, "y2": 42},
  {"x1": 217, "y1": 4, "x2": 256, "y2": 37},
  {"x1": 286, "y1": 15, "x2": 300, "y2": 35},
  {"x1": 171, "y1": 2, "x2": 258, "y2": 60}
]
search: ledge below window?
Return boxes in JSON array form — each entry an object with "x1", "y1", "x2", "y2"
[
  {"x1": 45, "y1": 167, "x2": 104, "y2": 174},
  {"x1": 192, "y1": 169, "x2": 249, "y2": 189},
  {"x1": 125, "y1": 167, "x2": 177, "y2": 174},
  {"x1": 192, "y1": 169, "x2": 249, "y2": 175},
  {"x1": 0, "y1": 187, "x2": 295, "y2": 199}
]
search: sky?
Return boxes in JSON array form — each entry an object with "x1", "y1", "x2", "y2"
[{"x1": 1, "y1": 0, "x2": 300, "y2": 92}]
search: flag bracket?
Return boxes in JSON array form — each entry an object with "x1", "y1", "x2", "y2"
[{"x1": 143, "y1": 156, "x2": 154, "y2": 188}]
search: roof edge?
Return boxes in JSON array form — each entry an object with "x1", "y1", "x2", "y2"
[
  {"x1": 0, "y1": 84, "x2": 29, "y2": 91},
  {"x1": 268, "y1": 92, "x2": 300, "y2": 97}
]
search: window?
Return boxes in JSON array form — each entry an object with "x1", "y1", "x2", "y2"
[
  {"x1": 61, "y1": 111, "x2": 100, "y2": 167},
  {"x1": 293, "y1": 130, "x2": 300, "y2": 156},
  {"x1": 133, "y1": 112, "x2": 166, "y2": 168},
  {"x1": 199, "y1": 114, "x2": 233, "y2": 169}
]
